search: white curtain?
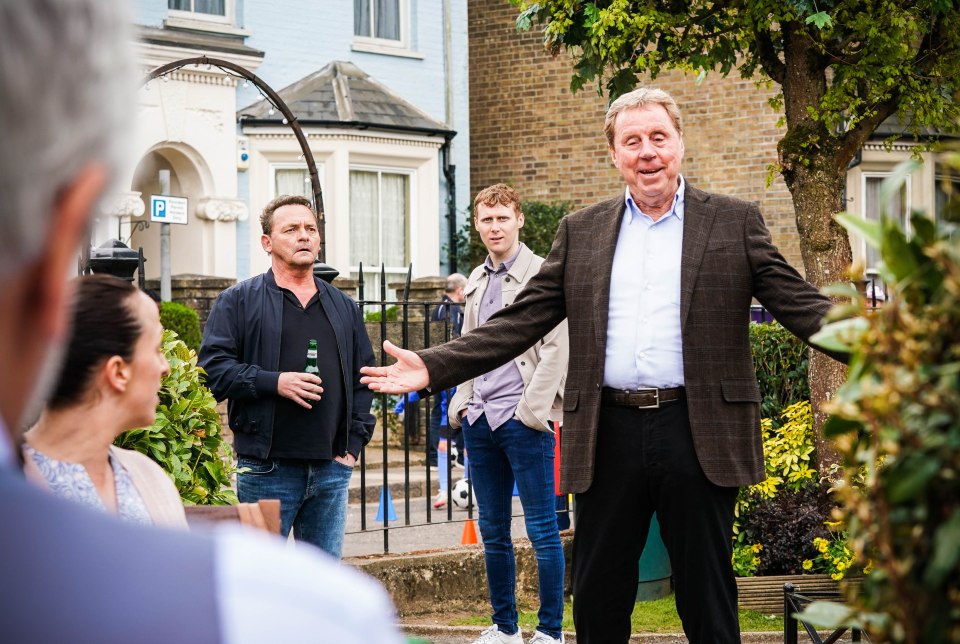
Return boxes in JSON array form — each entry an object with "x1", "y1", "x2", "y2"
[
  {"x1": 355, "y1": 0, "x2": 399, "y2": 39},
  {"x1": 350, "y1": 170, "x2": 409, "y2": 300},
  {"x1": 275, "y1": 168, "x2": 312, "y2": 200},
  {"x1": 193, "y1": 0, "x2": 225, "y2": 15},
  {"x1": 381, "y1": 173, "x2": 408, "y2": 268},
  {"x1": 376, "y1": 0, "x2": 400, "y2": 40},
  {"x1": 354, "y1": 0, "x2": 371, "y2": 37},
  {"x1": 350, "y1": 171, "x2": 379, "y2": 268}
]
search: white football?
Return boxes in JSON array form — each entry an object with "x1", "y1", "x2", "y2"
[{"x1": 451, "y1": 478, "x2": 474, "y2": 509}]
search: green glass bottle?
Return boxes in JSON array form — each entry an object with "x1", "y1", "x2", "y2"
[{"x1": 305, "y1": 339, "x2": 319, "y2": 374}]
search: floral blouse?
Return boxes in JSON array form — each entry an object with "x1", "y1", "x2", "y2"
[{"x1": 25, "y1": 446, "x2": 153, "y2": 526}]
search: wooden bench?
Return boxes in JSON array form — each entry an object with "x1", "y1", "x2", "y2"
[{"x1": 184, "y1": 500, "x2": 281, "y2": 535}]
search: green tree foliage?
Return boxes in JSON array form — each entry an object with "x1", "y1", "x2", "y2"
[
  {"x1": 160, "y1": 301, "x2": 202, "y2": 353},
  {"x1": 450, "y1": 200, "x2": 572, "y2": 270},
  {"x1": 513, "y1": 1, "x2": 959, "y2": 150},
  {"x1": 114, "y1": 329, "x2": 238, "y2": 505},
  {"x1": 807, "y1": 156, "x2": 960, "y2": 641}
]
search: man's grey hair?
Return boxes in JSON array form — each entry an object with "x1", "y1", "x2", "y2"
[
  {"x1": 444, "y1": 273, "x2": 467, "y2": 293},
  {"x1": 603, "y1": 87, "x2": 683, "y2": 148},
  {"x1": 0, "y1": 0, "x2": 136, "y2": 280}
]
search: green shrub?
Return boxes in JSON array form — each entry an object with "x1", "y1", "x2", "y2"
[
  {"x1": 448, "y1": 199, "x2": 572, "y2": 270},
  {"x1": 364, "y1": 306, "x2": 398, "y2": 322},
  {"x1": 749, "y1": 321, "x2": 809, "y2": 424},
  {"x1": 114, "y1": 329, "x2": 237, "y2": 505},
  {"x1": 737, "y1": 482, "x2": 833, "y2": 576},
  {"x1": 733, "y1": 401, "x2": 830, "y2": 575},
  {"x1": 804, "y1": 529, "x2": 860, "y2": 581},
  {"x1": 160, "y1": 301, "x2": 201, "y2": 353},
  {"x1": 732, "y1": 542, "x2": 763, "y2": 577},
  {"x1": 806, "y1": 158, "x2": 960, "y2": 641}
]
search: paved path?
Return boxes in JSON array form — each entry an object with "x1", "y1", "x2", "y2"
[
  {"x1": 343, "y1": 445, "x2": 539, "y2": 557},
  {"x1": 342, "y1": 485, "x2": 530, "y2": 558}
]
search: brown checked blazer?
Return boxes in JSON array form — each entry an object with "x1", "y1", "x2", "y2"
[{"x1": 419, "y1": 185, "x2": 836, "y2": 493}]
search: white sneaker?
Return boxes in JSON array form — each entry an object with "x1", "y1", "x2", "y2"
[
  {"x1": 432, "y1": 490, "x2": 447, "y2": 509},
  {"x1": 470, "y1": 624, "x2": 523, "y2": 644},
  {"x1": 528, "y1": 631, "x2": 564, "y2": 644}
]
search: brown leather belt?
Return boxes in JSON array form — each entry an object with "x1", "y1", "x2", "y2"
[{"x1": 601, "y1": 387, "x2": 685, "y2": 409}]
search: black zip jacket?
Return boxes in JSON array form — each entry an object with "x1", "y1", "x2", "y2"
[{"x1": 199, "y1": 269, "x2": 375, "y2": 459}]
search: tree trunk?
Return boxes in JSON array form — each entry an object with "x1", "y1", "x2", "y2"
[
  {"x1": 777, "y1": 24, "x2": 853, "y2": 475},
  {"x1": 783, "y1": 157, "x2": 851, "y2": 475}
]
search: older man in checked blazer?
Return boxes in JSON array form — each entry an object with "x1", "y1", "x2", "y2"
[{"x1": 361, "y1": 87, "x2": 843, "y2": 644}]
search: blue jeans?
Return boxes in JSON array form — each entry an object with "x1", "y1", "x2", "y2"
[
  {"x1": 463, "y1": 415, "x2": 564, "y2": 640},
  {"x1": 237, "y1": 456, "x2": 353, "y2": 559}
]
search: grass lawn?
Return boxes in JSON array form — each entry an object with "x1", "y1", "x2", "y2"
[{"x1": 453, "y1": 594, "x2": 783, "y2": 633}]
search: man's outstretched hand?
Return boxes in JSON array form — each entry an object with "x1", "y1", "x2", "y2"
[{"x1": 360, "y1": 340, "x2": 430, "y2": 394}]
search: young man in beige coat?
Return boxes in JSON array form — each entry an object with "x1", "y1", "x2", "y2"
[{"x1": 450, "y1": 184, "x2": 569, "y2": 644}]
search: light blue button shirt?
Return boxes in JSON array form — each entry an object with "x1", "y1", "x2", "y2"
[{"x1": 603, "y1": 179, "x2": 686, "y2": 389}]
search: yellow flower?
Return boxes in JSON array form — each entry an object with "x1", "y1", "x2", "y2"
[
  {"x1": 751, "y1": 543, "x2": 763, "y2": 553},
  {"x1": 818, "y1": 540, "x2": 829, "y2": 553},
  {"x1": 836, "y1": 562, "x2": 847, "y2": 571},
  {"x1": 802, "y1": 560, "x2": 813, "y2": 571},
  {"x1": 831, "y1": 572, "x2": 843, "y2": 581},
  {"x1": 864, "y1": 561, "x2": 874, "y2": 574}
]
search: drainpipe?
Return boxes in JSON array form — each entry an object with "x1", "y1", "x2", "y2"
[
  {"x1": 442, "y1": 0, "x2": 457, "y2": 274},
  {"x1": 442, "y1": 135, "x2": 457, "y2": 274},
  {"x1": 443, "y1": 0, "x2": 454, "y2": 127}
]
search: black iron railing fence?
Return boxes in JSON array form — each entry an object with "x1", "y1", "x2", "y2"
[
  {"x1": 350, "y1": 265, "x2": 481, "y2": 554},
  {"x1": 784, "y1": 583, "x2": 869, "y2": 643}
]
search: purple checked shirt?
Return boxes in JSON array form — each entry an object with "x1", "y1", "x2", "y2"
[{"x1": 465, "y1": 245, "x2": 527, "y2": 430}]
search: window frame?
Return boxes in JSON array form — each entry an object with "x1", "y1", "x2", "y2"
[
  {"x1": 352, "y1": 0, "x2": 415, "y2": 56},
  {"x1": 934, "y1": 171, "x2": 960, "y2": 223},
  {"x1": 348, "y1": 165, "x2": 414, "y2": 299},
  {"x1": 860, "y1": 171, "x2": 912, "y2": 276},
  {"x1": 168, "y1": 0, "x2": 235, "y2": 27},
  {"x1": 269, "y1": 163, "x2": 326, "y2": 203}
]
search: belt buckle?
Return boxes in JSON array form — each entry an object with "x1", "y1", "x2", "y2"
[{"x1": 635, "y1": 387, "x2": 659, "y2": 409}]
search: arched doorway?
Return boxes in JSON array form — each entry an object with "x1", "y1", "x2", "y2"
[{"x1": 129, "y1": 144, "x2": 213, "y2": 279}]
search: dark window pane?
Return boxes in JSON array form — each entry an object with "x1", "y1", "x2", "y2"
[{"x1": 935, "y1": 175, "x2": 960, "y2": 223}]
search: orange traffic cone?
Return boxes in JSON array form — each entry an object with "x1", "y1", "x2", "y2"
[{"x1": 461, "y1": 519, "x2": 478, "y2": 545}]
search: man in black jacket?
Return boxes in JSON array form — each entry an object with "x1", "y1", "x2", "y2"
[{"x1": 200, "y1": 195, "x2": 375, "y2": 558}]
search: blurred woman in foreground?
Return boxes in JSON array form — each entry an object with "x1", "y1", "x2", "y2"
[{"x1": 22, "y1": 274, "x2": 186, "y2": 528}]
